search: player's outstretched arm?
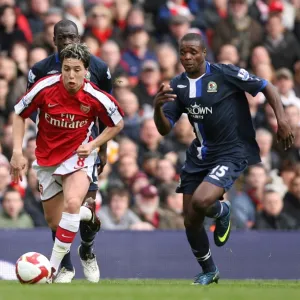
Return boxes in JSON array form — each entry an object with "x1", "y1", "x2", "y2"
[
  {"x1": 154, "y1": 84, "x2": 177, "y2": 136},
  {"x1": 262, "y1": 82, "x2": 295, "y2": 150},
  {"x1": 76, "y1": 120, "x2": 124, "y2": 158},
  {"x1": 10, "y1": 114, "x2": 27, "y2": 183}
]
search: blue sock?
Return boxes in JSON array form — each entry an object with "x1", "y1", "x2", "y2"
[
  {"x1": 185, "y1": 227, "x2": 216, "y2": 273},
  {"x1": 206, "y1": 201, "x2": 229, "y2": 218},
  {"x1": 79, "y1": 222, "x2": 97, "y2": 259},
  {"x1": 52, "y1": 230, "x2": 74, "y2": 271}
]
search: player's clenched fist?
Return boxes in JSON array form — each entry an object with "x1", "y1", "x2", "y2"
[
  {"x1": 76, "y1": 143, "x2": 94, "y2": 158},
  {"x1": 154, "y1": 83, "x2": 177, "y2": 108}
]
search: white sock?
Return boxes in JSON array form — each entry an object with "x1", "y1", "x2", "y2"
[
  {"x1": 80, "y1": 206, "x2": 92, "y2": 221},
  {"x1": 50, "y1": 212, "x2": 80, "y2": 274}
]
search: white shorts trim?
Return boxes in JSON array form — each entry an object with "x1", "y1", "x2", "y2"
[{"x1": 32, "y1": 150, "x2": 97, "y2": 201}]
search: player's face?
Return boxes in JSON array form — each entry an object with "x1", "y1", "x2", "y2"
[
  {"x1": 179, "y1": 40, "x2": 206, "y2": 78},
  {"x1": 62, "y1": 58, "x2": 87, "y2": 94},
  {"x1": 54, "y1": 25, "x2": 80, "y2": 54}
]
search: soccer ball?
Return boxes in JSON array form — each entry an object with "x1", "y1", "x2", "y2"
[{"x1": 15, "y1": 252, "x2": 52, "y2": 284}]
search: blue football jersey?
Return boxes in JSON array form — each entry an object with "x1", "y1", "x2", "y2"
[
  {"x1": 163, "y1": 62, "x2": 267, "y2": 170},
  {"x1": 27, "y1": 53, "x2": 112, "y2": 137}
]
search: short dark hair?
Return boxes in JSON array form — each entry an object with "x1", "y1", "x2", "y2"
[
  {"x1": 2, "y1": 187, "x2": 21, "y2": 202},
  {"x1": 60, "y1": 43, "x2": 91, "y2": 69},
  {"x1": 180, "y1": 33, "x2": 206, "y2": 48},
  {"x1": 54, "y1": 19, "x2": 78, "y2": 37},
  {"x1": 108, "y1": 187, "x2": 130, "y2": 203}
]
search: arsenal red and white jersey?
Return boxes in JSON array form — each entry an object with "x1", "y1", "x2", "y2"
[{"x1": 14, "y1": 74, "x2": 124, "y2": 167}]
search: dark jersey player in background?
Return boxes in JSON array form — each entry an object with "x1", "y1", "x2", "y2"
[
  {"x1": 154, "y1": 33, "x2": 294, "y2": 285},
  {"x1": 27, "y1": 20, "x2": 112, "y2": 283}
]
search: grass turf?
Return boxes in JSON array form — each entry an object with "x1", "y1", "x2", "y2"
[{"x1": 0, "y1": 280, "x2": 300, "y2": 300}]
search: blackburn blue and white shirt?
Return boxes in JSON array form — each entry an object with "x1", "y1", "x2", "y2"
[{"x1": 163, "y1": 62, "x2": 267, "y2": 169}]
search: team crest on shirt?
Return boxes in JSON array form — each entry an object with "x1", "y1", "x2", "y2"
[
  {"x1": 80, "y1": 104, "x2": 91, "y2": 114},
  {"x1": 207, "y1": 81, "x2": 217, "y2": 92},
  {"x1": 85, "y1": 71, "x2": 91, "y2": 81}
]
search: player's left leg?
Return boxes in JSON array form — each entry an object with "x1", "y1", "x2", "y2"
[
  {"x1": 77, "y1": 188, "x2": 101, "y2": 283},
  {"x1": 49, "y1": 170, "x2": 90, "y2": 279},
  {"x1": 184, "y1": 182, "x2": 224, "y2": 285}
]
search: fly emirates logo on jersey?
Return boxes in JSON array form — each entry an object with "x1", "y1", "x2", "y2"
[
  {"x1": 45, "y1": 113, "x2": 88, "y2": 129},
  {"x1": 186, "y1": 103, "x2": 213, "y2": 119}
]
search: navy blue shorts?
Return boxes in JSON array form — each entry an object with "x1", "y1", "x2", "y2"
[
  {"x1": 176, "y1": 160, "x2": 248, "y2": 195},
  {"x1": 88, "y1": 162, "x2": 99, "y2": 192}
]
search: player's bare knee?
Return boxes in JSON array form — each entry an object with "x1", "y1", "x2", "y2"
[
  {"x1": 191, "y1": 194, "x2": 213, "y2": 212},
  {"x1": 64, "y1": 197, "x2": 82, "y2": 213}
]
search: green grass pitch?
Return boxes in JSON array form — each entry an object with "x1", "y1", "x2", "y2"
[{"x1": 0, "y1": 280, "x2": 300, "y2": 300}]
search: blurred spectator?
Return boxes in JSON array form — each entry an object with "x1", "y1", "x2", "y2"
[
  {"x1": 155, "y1": 43, "x2": 178, "y2": 82},
  {"x1": 133, "y1": 59, "x2": 161, "y2": 111},
  {"x1": 110, "y1": 154, "x2": 141, "y2": 188},
  {"x1": 0, "y1": 165, "x2": 10, "y2": 201},
  {"x1": 141, "y1": 152, "x2": 162, "y2": 181},
  {"x1": 100, "y1": 40, "x2": 124, "y2": 79},
  {"x1": 0, "y1": 4, "x2": 26, "y2": 54},
  {"x1": 160, "y1": 182, "x2": 183, "y2": 216},
  {"x1": 125, "y1": 4, "x2": 145, "y2": 29},
  {"x1": 84, "y1": 4, "x2": 120, "y2": 45},
  {"x1": 31, "y1": 7, "x2": 63, "y2": 54},
  {"x1": 255, "y1": 189, "x2": 298, "y2": 230},
  {"x1": 231, "y1": 164, "x2": 269, "y2": 229},
  {"x1": 0, "y1": 76, "x2": 13, "y2": 128},
  {"x1": 98, "y1": 187, "x2": 145, "y2": 230},
  {"x1": 138, "y1": 118, "x2": 174, "y2": 166},
  {"x1": 82, "y1": 34, "x2": 101, "y2": 56},
  {"x1": 160, "y1": 15, "x2": 191, "y2": 50},
  {"x1": 212, "y1": 0, "x2": 263, "y2": 68},
  {"x1": 156, "y1": 0, "x2": 197, "y2": 35},
  {"x1": 26, "y1": 0, "x2": 50, "y2": 36},
  {"x1": 118, "y1": 89, "x2": 141, "y2": 142},
  {"x1": 63, "y1": 0, "x2": 86, "y2": 35},
  {"x1": 133, "y1": 184, "x2": 185, "y2": 229},
  {"x1": 118, "y1": 137, "x2": 138, "y2": 160},
  {"x1": 0, "y1": 188, "x2": 34, "y2": 228},
  {"x1": 250, "y1": 46, "x2": 272, "y2": 71},
  {"x1": 23, "y1": 136, "x2": 36, "y2": 168},
  {"x1": 256, "y1": 128, "x2": 281, "y2": 171},
  {"x1": 112, "y1": 0, "x2": 132, "y2": 31},
  {"x1": 120, "y1": 26, "x2": 156, "y2": 86},
  {"x1": 279, "y1": 160, "x2": 297, "y2": 188},
  {"x1": 274, "y1": 68, "x2": 300, "y2": 108},
  {"x1": 154, "y1": 158, "x2": 177, "y2": 188},
  {"x1": 285, "y1": 104, "x2": 300, "y2": 133},
  {"x1": 283, "y1": 175, "x2": 300, "y2": 226},
  {"x1": 216, "y1": 44, "x2": 240, "y2": 65},
  {"x1": 294, "y1": 61, "x2": 300, "y2": 97},
  {"x1": 286, "y1": 126, "x2": 300, "y2": 162},
  {"x1": 196, "y1": 0, "x2": 228, "y2": 32},
  {"x1": 254, "y1": 63, "x2": 275, "y2": 83},
  {"x1": 264, "y1": 14, "x2": 300, "y2": 72},
  {"x1": 9, "y1": 41, "x2": 28, "y2": 77},
  {"x1": 23, "y1": 167, "x2": 47, "y2": 227},
  {"x1": 28, "y1": 47, "x2": 48, "y2": 67}
]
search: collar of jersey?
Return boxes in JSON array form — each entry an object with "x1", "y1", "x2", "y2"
[{"x1": 184, "y1": 61, "x2": 211, "y2": 79}]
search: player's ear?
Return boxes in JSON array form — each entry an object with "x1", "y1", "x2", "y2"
[
  {"x1": 53, "y1": 36, "x2": 57, "y2": 46},
  {"x1": 203, "y1": 48, "x2": 207, "y2": 57}
]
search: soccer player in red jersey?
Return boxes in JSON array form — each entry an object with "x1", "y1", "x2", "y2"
[{"x1": 10, "y1": 43, "x2": 124, "y2": 282}]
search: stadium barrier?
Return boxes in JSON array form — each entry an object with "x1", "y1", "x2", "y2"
[{"x1": 1, "y1": 229, "x2": 300, "y2": 280}]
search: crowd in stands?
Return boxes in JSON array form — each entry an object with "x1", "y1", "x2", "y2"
[{"x1": 0, "y1": 0, "x2": 300, "y2": 231}]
